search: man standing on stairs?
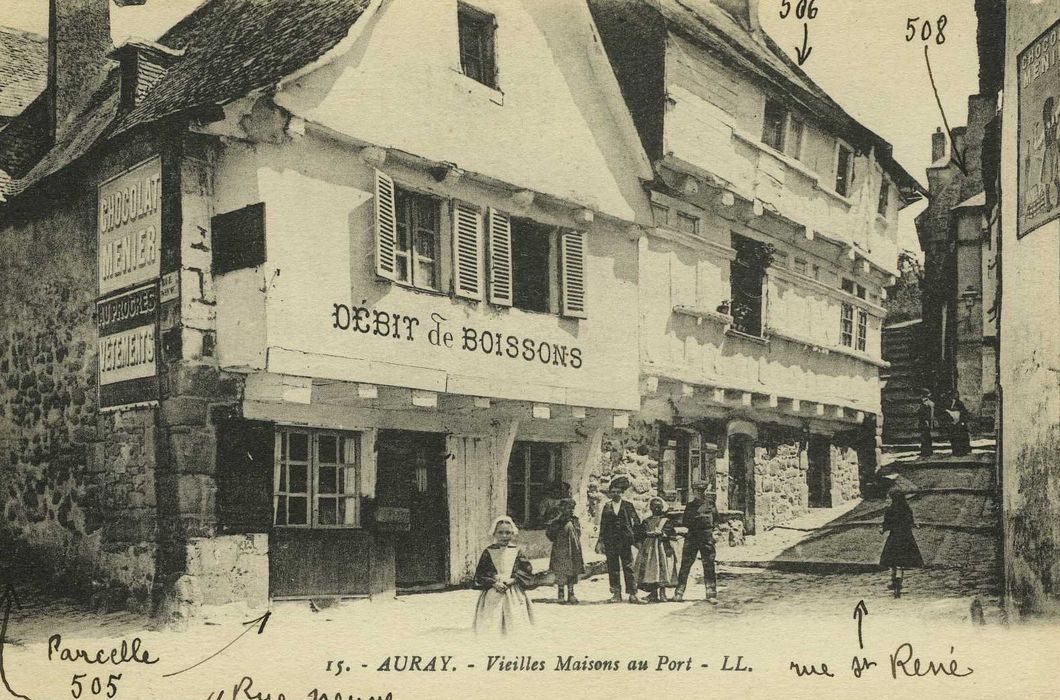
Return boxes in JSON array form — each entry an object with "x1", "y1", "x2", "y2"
[
  {"x1": 674, "y1": 481, "x2": 719, "y2": 604},
  {"x1": 918, "y1": 388, "x2": 936, "y2": 457}
]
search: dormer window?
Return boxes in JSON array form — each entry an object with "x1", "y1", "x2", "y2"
[{"x1": 458, "y1": 5, "x2": 497, "y2": 89}]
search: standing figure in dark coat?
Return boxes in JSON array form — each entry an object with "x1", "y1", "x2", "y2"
[
  {"x1": 596, "y1": 476, "x2": 644, "y2": 603},
  {"x1": 946, "y1": 392, "x2": 972, "y2": 457},
  {"x1": 918, "y1": 389, "x2": 936, "y2": 457},
  {"x1": 879, "y1": 488, "x2": 924, "y2": 598},
  {"x1": 546, "y1": 498, "x2": 584, "y2": 604},
  {"x1": 473, "y1": 516, "x2": 535, "y2": 635},
  {"x1": 634, "y1": 497, "x2": 679, "y2": 602},
  {"x1": 674, "y1": 481, "x2": 719, "y2": 603}
]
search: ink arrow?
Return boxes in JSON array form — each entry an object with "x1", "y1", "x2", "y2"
[
  {"x1": 853, "y1": 599, "x2": 869, "y2": 650},
  {"x1": 924, "y1": 45, "x2": 969, "y2": 175},
  {"x1": 0, "y1": 583, "x2": 33, "y2": 700},
  {"x1": 795, "y1": 22, "x2": 813, "y2": 66},
  {"x1": 162, "y1": 610, "x2": 271, "y2": 678}
]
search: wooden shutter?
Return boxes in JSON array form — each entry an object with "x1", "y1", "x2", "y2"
[
  {"x1": 487, "y1": 208, "x2": 513, "y2": 306},
  {"x1": 453, "y1": 202, "x2": 484, "y2": 300},
  {"x1": 560, "y1": 229, "x2": 588, "y2": 318},
  {"x1": 374, "y1": 169, "x2": 398, "y2": 280},
  {"x1": 216, "y1": 419, "x2": 274, "y2": 533}
]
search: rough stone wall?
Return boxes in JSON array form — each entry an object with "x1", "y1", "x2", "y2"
[
  {"x1": 753, "y1": 440, "x2": 808, "y2": 531},
  {"x1": 830, "y1": 443, "x2": 861, "y2": 506},
  {"x1": 585, "y1": 419, "x2": 660, "y2": 542},
  {"x1": 0, "y1": 185, "x2": 159, "y2": 611}
]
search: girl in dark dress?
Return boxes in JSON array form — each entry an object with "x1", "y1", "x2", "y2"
[
  {"x1": 546, "y1": 498, "x2": 584, "y2": 604},
  {"x1": 880, "y1": 489, "x2": 924, "y2": 598},
  {"x1": 946, "y1": 393, "x2": 972, "y2": 457}
]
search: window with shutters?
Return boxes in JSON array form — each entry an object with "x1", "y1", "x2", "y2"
[
  {"x1": 393, "y1": 187, "x2": 441, "y2": 291},
  {"x1": 274, "y1": 429, "x2": 361, "y2": 528},
  {"x1": 452, "y1": 202, "x2": 484, "y2": 300},
  {"x1": 507, "y1": 441, "x2": 563, "y2": 528},
  {"x1": 458, "y1": 4, "x2": 496, "y2": 89},
  {"x1": 511, "y1": 218, "x2": 553, "y2": 313}
]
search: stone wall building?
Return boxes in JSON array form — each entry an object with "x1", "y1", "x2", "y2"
[
  {"x1": 0, "y1": 0, "x2": 653, "y2": 613},
  {"x1": 589, "y1": 0, "x2": 925, "y2": 535},
  {"x1": 993, "y1": 0, "x2": 1060, "y2": 618}
]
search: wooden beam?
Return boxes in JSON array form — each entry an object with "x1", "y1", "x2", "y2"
[
  {"x1": 791, "y1": 398, "x2": 802, "y2": 413},
  {"x1": 816, "y1": 403, "x2": 826, "y2": 416},
  {"x1": 613, "y1": 413, "x2": 630, "y2": 429},
  {"x1": 571, "y1": 406, "x2": 587, "y2": 419},
  {"x1": 473, "y1": 396, "x2": 491, "y2": 408},
  {"x1": 680, "y1": 383, "x2": 695, "y2": 397},
  {"x1": 533, "y1": 404, "x2": 551, "y2": 420},
  {"x1": 357, "y1": 383, "x2": 378, "y2": 399},
  {"x1": 741, "y1": 392, "x2": 753, "y2": 406},
  {"x1": 713, "y1": 388, "x2": 726, "y2": 403}
]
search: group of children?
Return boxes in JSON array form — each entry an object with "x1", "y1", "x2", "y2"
[{"x1": 472, "y1": 475, "x2": 719, "y2": 634}]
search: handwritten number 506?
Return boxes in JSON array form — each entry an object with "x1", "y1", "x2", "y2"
[
  {"x1": 907, "y1": 16, "x2": 947, "y2": 44},
  {"x1": 71, "y1": 673, "x2": 122, "y2": 698},
  {"x1": 780, "y1": 0, "x2": 817, "y2": 20}
]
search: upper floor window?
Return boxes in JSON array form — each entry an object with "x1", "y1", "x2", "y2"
[
  {"x1": 458, "y1": 5, "x2": 497, "y2": 88},
  {"x1": 840, "y1": 303, "x2": 855, "y2": 347},
  {"x1": 878, "y1": 179, "x2": 890, "y2": 216},
  {"x1": 761, "y1": 99, "x2": 804, "y2": 160},
  {"x1": 841, "y1": 278, "x2": 866, "y2": 299},
  {"x1": 395, "y1": 186, "x2": 441, "y2": 291},
  {"x1": 374, "y1": 171, "x2": 587, "y2": 319},
  {"x1": 675, "y1": 211, "x2": 700, "y2": 235},
  {"x1": 793, "y1": 257, "x2": 808, "y2": 276},
  {"x1": 856, "y1": 309, "x2": 868, "y2": 351},
  {"x1": 730, "y1": 234, "x2": 773, "y2": 337},
  {"x1": 835, "y1": 143, "x2": 854, "y2": 197},
  {"x1": 511, "y1": 218, "x2": 553, "y2": 313}
]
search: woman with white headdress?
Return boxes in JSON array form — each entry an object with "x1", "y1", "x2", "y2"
[{"x1": 473, "y1": 516, "x2": 535, "y2": 634}]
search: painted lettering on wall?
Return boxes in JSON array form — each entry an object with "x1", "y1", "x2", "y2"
[
  {"x1": 98, "y1": 156, "x2": 162, "y2": 294},
  {"x1": 331, "y1": 302, "x2": 583, "y2": 369},
  {"x1": 98, "y1": 325, "x2": 156, "y2": 386}
]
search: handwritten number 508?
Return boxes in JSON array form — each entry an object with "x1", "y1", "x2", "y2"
[
  {"x1": 907, "y1": 16, "x2": 947, "y2": 44},
  {"x1": 780, "y1": 0, "x2": 817, "y2": 20}
]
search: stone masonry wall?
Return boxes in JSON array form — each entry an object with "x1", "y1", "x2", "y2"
[
  {"x1": 830, "y1": 444, "x2": 861, "y2": 506},
  {"x1": 585, "y1": 419, "x2": 660, "y2": 542},
  {"x1": 0, "y1": 181, "x2": 159, "y2": 611},
  {"x1": 753, "y1": 440, "x2": 808, "y2": 531}
]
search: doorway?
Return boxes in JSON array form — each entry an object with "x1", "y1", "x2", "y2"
[
  {"x1": 376, "y1": 430, "x2": 449, "y2": 588},
  {"x1": 807, "y1": 436, "x2": 833, "y2": 508},
  {"x1": 727, "y1": 433, "x2": 756, "y2": 535}
]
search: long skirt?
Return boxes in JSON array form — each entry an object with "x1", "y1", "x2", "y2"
[
  {"x1": 880, "y1": 529, "x2": 925, "y2": 568},
  {"x1": 473, "y1": 585, "x2": 534, "y2": 635},
  {"x1": 635, "y1": 537, "x2": 677, "y2": 591}
]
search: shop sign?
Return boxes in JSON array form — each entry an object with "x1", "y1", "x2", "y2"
[
  {"x1": 98, "y1": 156, "x2": 162, "y2": 295},
  {"x1": 97, "y1": 282, "x2": 159, "y2": 408},
  {"x1": 1019, "y1": 20, "x2": 1060, "y2": 237}
]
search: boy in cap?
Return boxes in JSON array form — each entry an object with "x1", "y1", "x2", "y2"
[
  {"x1": 597, "y1": 475, "x2": 644, "y2": 603},
  {"x1": 674, "y1": 481, "x2": 718, "y2": 603}
]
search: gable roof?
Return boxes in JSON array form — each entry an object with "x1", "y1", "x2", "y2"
[
  {"x1": 0, "y1": 27, "x2": 47, "y2": 124},
  {"x1": 1, "y1": 0, "x2": 372, "y2": 201},
  {"x1": 649, "y1": 0, "x2": 925, "y2": 202}
]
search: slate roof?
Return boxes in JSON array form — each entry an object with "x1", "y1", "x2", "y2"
[
  {"x1": 650, "y1": 0, "x2": 925, "y2": 200},
  {"x1": 1, "y1": 0, "x2": 371, "y2": 201},
  {"x1": 0, "y1": 27, "x2": 47, "y2": 123}
]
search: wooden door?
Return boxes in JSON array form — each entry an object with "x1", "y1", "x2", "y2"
[
  {"x1": 807, "y1": 436, "x2": 833, "y2": 508},
  {"x1": 728, "y1": 434, "x2": 756, "y2": 534},
  {"x1": 376, "y1": 430, "x2": 449, "y2": 587}
]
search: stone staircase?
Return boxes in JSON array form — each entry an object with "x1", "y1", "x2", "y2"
[{"x1": 881, "y1": 319, "x2": 936, "y2": 445}]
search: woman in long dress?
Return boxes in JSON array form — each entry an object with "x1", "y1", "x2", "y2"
[
  {"x1": 473, "y1": 516, "x2": 535, "y2": 634},
  {"x1": 880, "y1": 488, "x2": 924, "y2": 598},
  {"x1": 634, "y1": 497, "x2": 678, "y2": 602}
]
